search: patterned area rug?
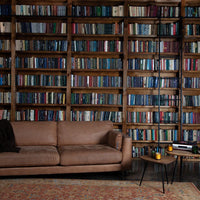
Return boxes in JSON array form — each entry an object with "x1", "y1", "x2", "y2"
[{"x1": 0, "y1": 178, "x2": 199, "y2": 200}]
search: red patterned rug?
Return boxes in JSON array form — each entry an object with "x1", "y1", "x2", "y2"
[{"x1": 0, "y1": 178, "x2": 199, "y2": 200}]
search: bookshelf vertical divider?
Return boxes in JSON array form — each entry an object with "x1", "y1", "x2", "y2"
[
  {"x1": 11, "y1": 0, "x2": 16, "y2": 121},
  {"x1": 179, "y1": 0, "x2": 185, "y2": 141},
  {"x1": 157, "y1": 9, "x2": 161, "y2": 150},
  {"x1": 122, "y1": 0, "x2": 129, "y2": 134},
  {"x1": 66, "y1": 0, "x2": 72, "y2": 121}
]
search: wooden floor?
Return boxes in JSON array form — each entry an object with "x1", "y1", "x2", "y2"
[
  {"x1": 130, "y1": 159, "x2": 200, "y2": 190},
  {"x1": 60, "y1": 159, "x2": 200, "y2": 190}
]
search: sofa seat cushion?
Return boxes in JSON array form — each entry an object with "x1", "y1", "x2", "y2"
[
  {"x1": 59, "y1": 145, "x2": 122, "y2": 166},
  {"x1": 0, "y1": 146, "x2": 60, "y2": 167}
]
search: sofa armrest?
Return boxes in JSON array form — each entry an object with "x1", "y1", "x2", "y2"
[
  {"x1": 107, "y1": 130, "x2": 122, "y2": 151},
  {"x1": 121, "y1": 135, "x2": 132, "y2": 171}
]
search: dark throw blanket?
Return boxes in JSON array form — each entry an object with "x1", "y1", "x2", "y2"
[{"x1": 0, "y1": 119, "x2": 20, "y2": 153}]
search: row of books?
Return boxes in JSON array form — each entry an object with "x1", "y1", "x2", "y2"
[
  {"x1": 127, "y1": 76, "x2": 178, "y2": 88},
  {"x1": 185, "y1": 7, "x2": 200, "y2": 18},
  {"x1": 15, "y1": 57, "x2": 67, "y2": 69},
  {"x1": 132, "y1": 146, "x2": 166, "y2": 158},
  {"x1": 0, "y1": 74, "x2": 11, "y2": 86},
  {"x1": 183, "y1": 130, "x2": 200, "y2": 142},
  {"x1": 71, "y1": 75, "x2": 122, "y2": 88},
  {"x1": 127, "y1": 94, "x2": 178, "y2": 106},
  {"x1": 183, "y1": 95, "x2": 200, "y2": 107},
  {"x1": 129, "y1": 6, "x2": 180, "y2": 18},
  {"x1": 71, "y1": 111, "x2": 122, "y2": 122},
  {"x1": 157, "y1": 22, "x2": 179, "y2": 36},
  {"x1": 16, "y1": 92, "x2": 66, "y2": 104},
  {"x1": 184, "y1": 59, "x2": 200, "y2": 71},
  {"x1": 184, "y1": 77, "x2": 200, "y2": 89},
  {"x1": 0, "y1": 110, "x2": 10, "y2": 120},
  {"x1": 72, "y1": 23, "x2": 124, "y2": 35},
  {"x1": 72, "y1": 5, "x2": 124, "y2": 17},
  {"x1": 16, "y1": 5, "x2": 67, "y2": 16},
  {"x1": 128, "y1": 58, "x2": 179, "y2": 71},
  {"x1": 0, "y1": 57, "x2": 183, "y2": 71},
  {"x1": 71, "y1": 40, "x2": 122, "y2": 52},
  {"x1": 71, "y1": 57, "x2": 123, "y2": 70},
  {"x1": 128, "y1": 40, "x2": 156, "y2": 53},
  {"x1": 0, "y1": 40, "x2": 10, "y2": 51},
  {"x1": 128, "y1": 22, "x2": 179, "y2": 36},
  {"x1": 185, "y1": 42, "x2": 200, "y2": 53},
  {"x1": 127, "y1": 111, "x2": 178, "y2": 123},
  {"x1": 159, "y1": 41, "x2": 179, "y2": 53},
  {"x1": 16, "y1": 22, "x2": 67, "y2": 34},
  {"x1": 132, "y1": 146, "x2": 148, "y2": 158},
  {"x1": 16, "y1": 40, "x2": 68, "y2": 52},
  {"x1": 128, "y1": 128, "x2": 178, "y2": 141},
  {"x1": 15, "y1": 110, "x2": 66, "y2": 121},
  {"x1": 16, "y1": 74, "x2": 67, "y2": 87},
  {"x1": 128, "y1": 23, "x2": 156, "y2": 36},
  {"x1": 128, "y1": 41, "x2": 179, "y2": 53},
  {"x1": 183, "y1": 112, "x2": 200, "y2": 124},
  {"x1": 1, "y1": 22, "x2": 181, "y2": 36},
  {"x1": 185, "y1": 24, "x2": 200, "y2": 36},
  {"x1": 71, "y1": 93, "x2": 122, "y2": 105},
  {"x1": 2, "y1": 5, "x2": 200, "y2": 18},
  {"x1": 0, "y1": 57, "x2": 11, "y2": 68},
  {"x1": 0, "y1": 22, "x2": 11, "y2": 33},
  {"x1": 0, "y1": 92, "x2": 11, "y2": 103},
  {"x1": 0, "y1": 5, "x2": 11, "y2": 16},
  {"x1": 14, "y1": 111, "x2": 200, "y2": 125}
]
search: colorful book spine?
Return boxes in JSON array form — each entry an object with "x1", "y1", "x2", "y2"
[
  {"x1": 72, "y1": 40, "x2": 122, "y2": 52},
  {"x1": 15, "y1": 110, "x2": 66, "y2": 121},
  {"x1": 127, "y1": 111, "x2": 178, "y2": 123},
  {"x1": 71, "y1": 93, "x2": 122, "y2": 105},
  {"x1": 71, "y1": 110, "x2": 122, "y2": 122},
  {"x1": 16, "y1": 92, "x2": 66, "y2": 104},
  {"x1": 129, "y1": 6, "x2": 180, "y2": 17},
  {"x1": 71, "y1": 75, "x2": 122, "y2": 87},
  {"x1": 0, "y1": 74, "x2": 11, "y2": 86},
  {"x1": 16, "y1": 57, "x2": 67, "y2": 69},
  {"x1": 0, "y1": 92, "x2": 11, "y2": 103},
  {"x1": 72, "y1": 5, "x2": 124, "y2": 17},
  {"x1": 16, "y1": 5, "x2": 66, "y2": 16},
  {"x1": 16, "y1": 40, "x2": 68, "y2": 51},
  {"x1": 183, "y1": 112, "x2": 200, "y2": 124},
  {"x1": 127, "y1": 94, "x2": 178, "y2": 106},
  {"x1": 184, "y1": 77, "x2": 200, "y2": 88},
  {"x1": 72, "y1": 23, "x2": 124, "y2": 35},
  {"x1": 128, "y1": 129, "x2": 177, "y2": 141},
  {"x1": 0, "y1": 57, "x2": 11, "y2": 68},
  {"x1": 127, "y1": 77, "x2": 178, "y2": 88},
  {"x1": 16, "y1": 75, "x2": 67, "y2": 87},
  {"x1": 16, "y1": 22, "x2": 67, "y2": 34},
  {"x1": 182, "y1": 130, "x2": 200, "y2": 142},
  {"x1": 71, "y1": 57, "x2": 122, "y2": 70}
]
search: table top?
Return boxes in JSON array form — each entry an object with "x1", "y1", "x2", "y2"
[
  {"x1": 140, "y1": 155, "x2": 176, "y2": 165},
  {"x1": 167, "y1": 150, "x2": 200, "y2": 158}
]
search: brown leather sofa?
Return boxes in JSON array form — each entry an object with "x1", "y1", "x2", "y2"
[{"x1": 0, "y1": 121, "x2": 132, "y2": 176}]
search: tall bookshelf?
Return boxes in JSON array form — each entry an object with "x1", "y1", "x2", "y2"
[
  {"x1": 0, "y1": 0, "x2": 199, "y2": 157},
  {"x1": 127, "y1": 0, "x2": 181, "y2": 157},
  {"x1": 182, "y1": 0, "x2": 200, "y2": 143}
]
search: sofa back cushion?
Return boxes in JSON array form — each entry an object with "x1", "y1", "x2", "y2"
[
  {"x1": 58, "y1": 121, "x2": 113, "y2": 146},
  {"x1": 11, "y1": 121, "x2": 57, "y2": 146}
]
